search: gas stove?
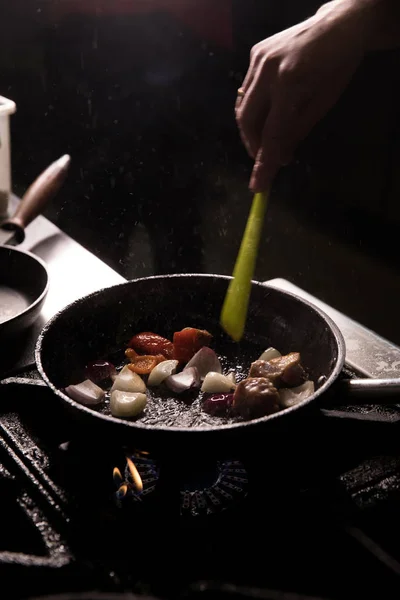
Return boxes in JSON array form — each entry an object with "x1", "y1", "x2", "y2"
[
  {"x1": 2, "y1": 203, "x2": 400, "y2": 600},
  {"x1": 2, "y1": 361, "x2": 400, "y2": 600}
]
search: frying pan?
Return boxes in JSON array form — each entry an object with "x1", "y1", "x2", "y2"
[
  {"x1": 1, "y1": 273, "x2": 390, "y2": 458},
  {"x1": 0, "y1": 154, "x2": 70, "y2": 338}
]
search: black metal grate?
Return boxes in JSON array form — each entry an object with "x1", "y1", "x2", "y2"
[{"x1": 2, "y1": 366, "x2": 400, "y2": 600}]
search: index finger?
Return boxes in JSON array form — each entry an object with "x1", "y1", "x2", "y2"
[{"x1": 249, "y1": 90, "x2": 313, "y2": 191}]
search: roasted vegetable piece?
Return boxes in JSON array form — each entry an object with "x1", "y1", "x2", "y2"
[
  {"x1": 173, "y1": 327, "x2": 213, "y2": 362},
  {"x1": 65, "y1": 379, "x2": 105, "y2": 406},
  {"x1": 148, "y1": 359, "x2": 179, "y2": 386},
  {"x1": 233, "y1": 377, "x2": 280, "y2": 419},
  {"x1": 110, "y1": 391, "x2": 147, "y2": 418},
  {"x1": 165, "y1": 367, "x2": 200, "y2": 393},
  {"x1": 249, "y1": 352, "x2": 306, "y2": 388},
  {"x1": 110, "y1": 365, "x2": 146, "y2": 393},
  {"x1": 127, "y1": 354, "x2": 165, "y2": 375},
  {"x1": 184, "y1": 347, "x2": 221, "y2": 379},
  {"x1": 128, "y1": 332, "x2": 174, "y2": 359},
  {"x1": 126, "y1": 347, "x2": 165, "y2": 366},
  {"x1": 85, "y1": 360, "x2": 117, "y2": 384},
  {"x1": 279, "y1": 381, "x2": 315, "y2": 408},
  {"x1": 203, "y1": 393, "x2": 233, "y2": 416},
  {"x1": 258, "y1": 347, "x2": 281, "y2": 362},
  {"x1": 201, "y1": 371, "x2": 236, "y2": 393},
  {"x1": 125, "y1": 348, "x2": 138, "y2": 360}
]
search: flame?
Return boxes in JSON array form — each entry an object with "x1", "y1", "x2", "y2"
[
  {"x1": 116, "y1": 484, "x2": 128, "y2": 499},
  {"x1": 113, "y1": 467, "x2": 123, "y2": 486},
  {"x1": 126, "y1": 457, "x2": 143, "y2": 493},
  {"x1": 133, "y1": 449, "x2": 149, "y2": 458}
]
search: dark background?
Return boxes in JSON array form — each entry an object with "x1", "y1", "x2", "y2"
[{"x1": 0, "y1": 0, "x2": 399, "y2": 343}]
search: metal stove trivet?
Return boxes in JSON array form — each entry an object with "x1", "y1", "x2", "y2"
[{"x1": 114, "y1": 455, "x2": 248, "y2": 517}]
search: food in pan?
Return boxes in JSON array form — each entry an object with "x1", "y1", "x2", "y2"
[{"x1": 64, "y1": 326, "x2": 315, "y2": 421}]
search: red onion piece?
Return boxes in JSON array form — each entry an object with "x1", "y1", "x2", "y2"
[
  {"x1": 165, "y1": 367, "x2": 200, "y2": 393},
  {"x1": 65, "y1": 379, "x2": 105, "y2": 406},
  {"x1": 184, "y1": 346, "x2": 221, "y2": 380},
  {"x1": 203, "y1": 393, "x2": 233, "y2": 416},
  {"x1": 85, "y1": 360, "x2": 117, "y2": 383}
]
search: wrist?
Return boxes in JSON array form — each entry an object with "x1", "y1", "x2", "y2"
[
  {"x1": 315, "y1": 1, "x2": 378, "y2": 54},
  {"x1": 316, "y1": 0, "x2": 400, "y2": 52}
]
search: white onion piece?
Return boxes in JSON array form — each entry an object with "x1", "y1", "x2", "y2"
[
  {"x1": 110, "y1": 391, "x2": 147, "y2": 418},
  {"x1": 227, "y1": 371, "x2": 236, "y2": 385},
  {"x1": 184, "y1": 347, "x2": 221, "y2": 380},
  {"x1": 110, "y1": 365, "x2": 146, "y2": 393},
  {"x1": 201, "y1": 371, "x2": 236, "y2": 393},
  {"x1": 258, "y1": 347, "x2": 281, "y2": 362},
  {"x1": 148, "y1": 359, "x2": 179, "y2": 386},
  {"x1": 279, "y1": 381, "x2": 315, "y2": 408},
  {"x1": 165, "y1": 367, "x2": 200, "y2": 393},
  {"x1": 65, "y1": 379, "x2": 105, "y2": 406}
]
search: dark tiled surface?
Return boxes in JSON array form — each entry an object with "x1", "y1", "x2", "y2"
[{"x1": 0, "y1": 1, "x2": 400, "y2": 343}]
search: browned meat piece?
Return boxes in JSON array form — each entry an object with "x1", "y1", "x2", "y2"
[
  {"x1": 249, "y1": 352, "x2": 306, "y2": 388},
  {"x1": 249, "y1": 360, "x2": 282, "y2": 385},
  {"x1": 233, "y1": 377, "x2": 280, "y2": 420}
]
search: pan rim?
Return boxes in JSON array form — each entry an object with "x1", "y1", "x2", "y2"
[
  {"x1": 0, "y1": 245, "x2": 49, "y2": 328},
  {"x1": 35, "y1": 273, "x2": 346, "y2": 434}
]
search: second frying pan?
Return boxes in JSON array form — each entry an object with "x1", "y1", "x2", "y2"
[{"x1": 0, "y1": 155, "x2": 71, "y2": 338}]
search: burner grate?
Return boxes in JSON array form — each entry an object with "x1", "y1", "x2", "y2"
[
  {"x1": 2, "y1": 365, "x2": 400, "y2": 599},
  {"x1": 113, "y1": 455, "x2": 248, "y2": 517}
]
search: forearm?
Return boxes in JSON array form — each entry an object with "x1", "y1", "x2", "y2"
[{"x1": 316, "y1": 0, "x2": 400, "y2": 51}]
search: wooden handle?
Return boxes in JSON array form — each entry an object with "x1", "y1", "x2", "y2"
[{"x1": 1, "y1": 154, "x2": 71, "y2": 242}]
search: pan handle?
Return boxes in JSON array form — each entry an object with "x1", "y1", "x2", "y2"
[
  {"x1": 339, "y1": 377, "x2": 400, "y2": 403},
  {"x1": 1, "y1": 154, "x2": 71, "y2": 244}
]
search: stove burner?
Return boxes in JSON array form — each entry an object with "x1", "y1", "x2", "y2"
[
  {"x1": 114, "y1": 456, "x2": 248, "y2": 517},
  {"x1": 118, "y1": 455, "x2": 159, "y2": 503}
]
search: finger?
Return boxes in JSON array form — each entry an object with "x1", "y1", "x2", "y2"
[
  {"x1": 236, "y1": 62, "x2": 274, "y2": 158},
  {"x1": 249, "y1": 91, "x2": 315, "y2": 192},
  {"x1": 235, "y1": 68, "x2": 256, "y2": 119},
  {"x1": 237, "y1": 47, "x2": 260, "y2": 96},
  {"x1": 235, "y1": 48, "x2": 259, "y2": 112}
]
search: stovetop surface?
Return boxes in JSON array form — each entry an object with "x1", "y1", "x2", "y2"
[
  {"x1": 3, "y1": 205, "x2": 400, "y2": 599},
  {"x1": 2, "y1": 364, "x2": 400, "y2": 600}
]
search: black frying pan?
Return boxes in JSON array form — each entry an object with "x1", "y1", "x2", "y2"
[
  {"x1": 14, "y1": 273, "x2": 396, "y2": 458},
  {"x1": 0, "y1": 155, "x2": 70, "y2": 338}
]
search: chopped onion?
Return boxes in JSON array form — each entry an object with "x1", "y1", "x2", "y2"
[
  {"x1": 110, "y1": 365, "x2": 146, "y2": 393},
  {"x1": 227, "y1": 371, "x2": 236, "y2": 386},
  {"x1": 258, "y1": 347, "x2": 281, "y2": 362},
  {"x1": 279, "y1": 381, "x2": 315, "y2": 408},
  {"x1": 65, "y1": 379, "x2": 105, "y2": 406},
  {"x1": 201, "y1": 371, "x2": 236, "y2": 394},
  {"x1": 110, "y1": 390, "x2": 147, "y2": 418},
  {"x1": 165, "y1": 367, "x2": 200, "y2": 393},
  {"x1": 184, "y1": 347, "x2": 221, "y2": 380},
  {"x1": 148, "y1": 359, "x2": 179, "y2": 386}
]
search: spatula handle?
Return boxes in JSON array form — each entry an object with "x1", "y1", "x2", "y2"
[{"x1": 220, "y1": 191, "x2": 268, "y2": 341}]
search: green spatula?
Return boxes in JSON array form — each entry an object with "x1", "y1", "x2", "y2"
[{"x1": 220, "y1": 190, "x2": 269, "y2": 342}]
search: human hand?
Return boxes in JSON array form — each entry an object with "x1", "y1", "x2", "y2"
[{"x1": 236, "y1": 0, "x2": 376, "y2": 192}]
